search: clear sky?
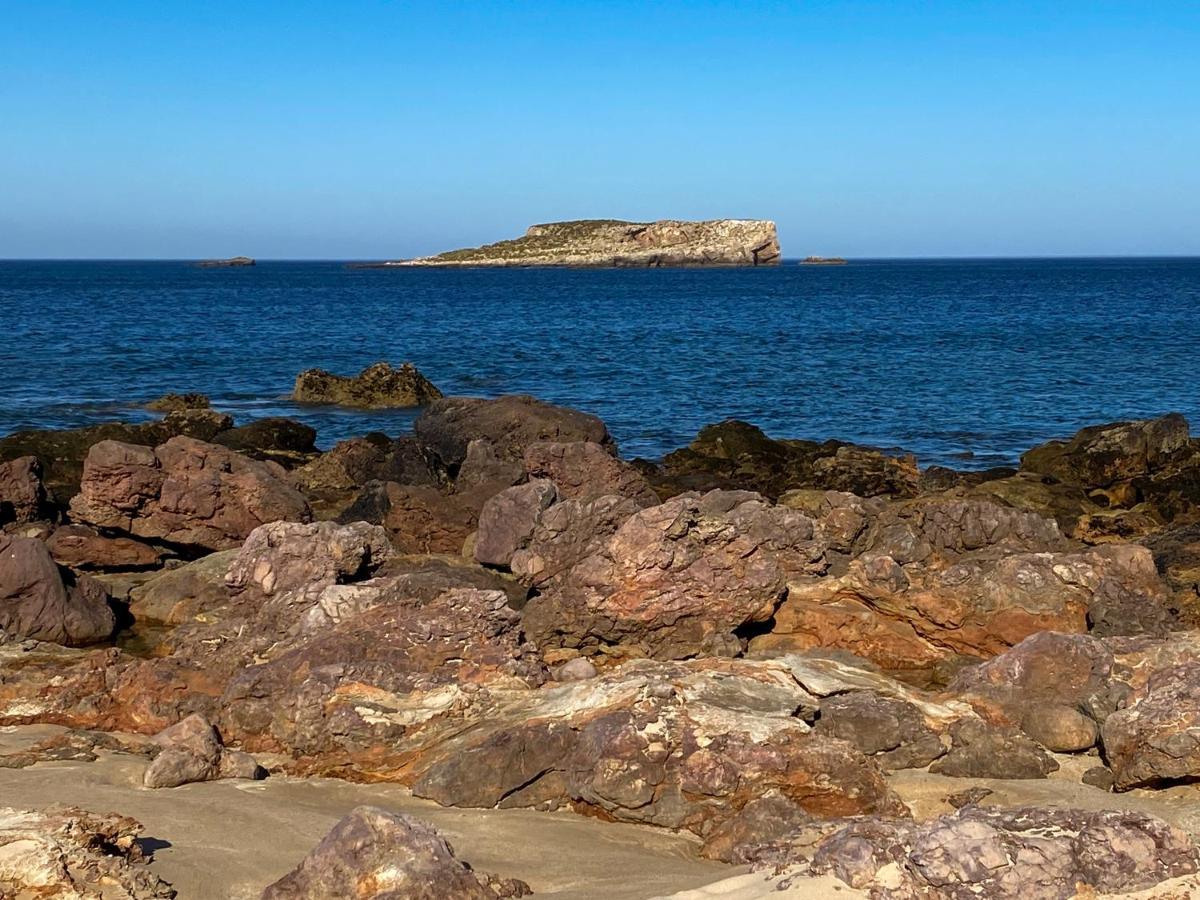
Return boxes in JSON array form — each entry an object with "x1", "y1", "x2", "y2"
[{"x1": 3, "y1": 1, "x2": 1197, "y2": 259}]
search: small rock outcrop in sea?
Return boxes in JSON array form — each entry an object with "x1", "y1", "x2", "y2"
[
  {"x1": 800, "y1": 256, "x2": 847, "y2": 265},
  {"x1": 293, "y1": 361, "x2": 442, "y2": 409},
  {"x1": 145, "y1": 392, "x2": 210, "y2": 412},
  {"x1": 196, "y1": 256, "x2": 255, "y2": 267},
  {"x1": 394, "y1": 219, "x2": 781, "y2": 267}
]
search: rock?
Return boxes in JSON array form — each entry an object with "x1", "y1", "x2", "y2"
[
  {"x1": 799, "y1": 806, "x2": 1199, "y2": 899},
  {"x1": 45, "y1": 524, "x2": 165, "y2": 571},
  {"x1": 650, "y1": 420, "x2": 920, "y2": 501},
  {"x1": 0, "y1": 806, "x2": 174, "y2": 898},
  {"x1": 509, "y1": 494, "x2": 642, "y2": 589},
  {"x1": 554, "y1": 657, "x2": 597, "y2": 681},
  {"x1": 929, "y1": 719, "x2": 1059, "y2": 779},
  {"x1": 965, "y1": 471, "x2": 1100, "y2": 538},
  {"x1": 1019, "y1": 703, "x2": 1099, "y2": 752},
  {"x1": 395, "y1": 219, "x2": 781, "y2": 267},
  {"x1": 812, "y1": 690, "x2": 946, "y2": 770},
  {"x1": 754, "y1": 497, "x2": 1177, "y2": 672},
  {"x1": 474, "y1": 479, "x2": 557, "y2": 567},
  {"x1": 523, "y1": 441, "x2": 659, "y2": 506},
  {"x1": 1082, "y1": 765, "x2": 1115, "y2": 791},
  {"x1": 145, "y1": 392, "x2": 210, "y2": 412},
  {"x1": 143, "y1": 713, "x2": 264, "y2": 788},
  {"x1": 293, "y1": 361, "x2": 442, "y2": 409},
  {"x1": 0, "y1": 456, "x2": 50, "y2": 526},
  {"x1": 128, "y1": 549, "x2": 238, "y2": 624},
  {"x1": 1143, "y1": 521, "x2": 1200, "y2": 620},
  {"x1": 0, "y1": 409, "x2": 233, "y2": 506},
  {"x1": 212, "y1": 417, "x2": 318, "y2": 467},
  {"x1": 522, "y1": 489, "x2": 827, "y2": 660},
  {"x1": 414, "y1": 395, "x2": 613, "y2": 471},
  {"x1": 0, "y1": 534, "x2": 115, "y2": 645},
  {"x1": 293, "y1": 435, "x2": 446, "y2": 518},
  {"x1": 197, "y1": 256, "x2": 254, "y2": 266},
  {"x1": 339, "y1": 480, "x2": 481, "y2": 554},
  {"x1": 261, "y1": 806, "x2": 521, "y2": 900},
  {"x1": 69, "y1": 436, "x2": 311, "y2": 551},
  {"x1": 1021, "y1": 414, "x2": 1191, "y2": 489},
  {"x1": 1102, "y1": 662, "x2": 1200, "y2": 790}
]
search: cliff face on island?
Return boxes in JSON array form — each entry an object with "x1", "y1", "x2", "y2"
[{"x1": 393, "y1": 219, "x2": 781, "y2": 267}]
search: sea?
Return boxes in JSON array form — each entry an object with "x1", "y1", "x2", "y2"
[{"x1": 1, "y1": 258, "x2": 1197, "y2": 470}]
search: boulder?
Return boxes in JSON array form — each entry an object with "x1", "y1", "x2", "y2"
[
  {"x1": 145, "y1": 392, "x2": 210, "y2": 412},
  {"x1": 0, "y1": 409, "x2": 233, "y2": 505},
  {"x1": 1102, "y1": 662, "x2": 1200, "y2": 790},
  {"x1": 1019, "y1": 703, "x2": 1098, "y2": 752},
  {"x1": 929, "y1": 719, "x2": 1059, "y2": 779},
  {"x1": 261, "y1": 807, "x2": 524, "y2": 900},
  {"x1": 69, "y1": 436, "x2": 311, "y2": 551},
  {"x1": 1021, "y1": 414, "x2": 1191, "y2": 489},
  {"x1": 523, "y1": 441, "x2": 659, "y2": 506},
  {"x1": 473, "y1": 479, "x2": 557, "y2": 567},
  {"x1": 510, "y1": 494, "x2": 642, "y2": 589},
  {"x1": 128, "y1": 549, "x2": 238, "y2": 624},
  {"x1": 293, "y1": 435, "x2": 445, "y2": 518},
  {"x1": 522, "y1": 489, "x2": 827, "y2": 660},
  {"x1": 45, "y1": 524, "x2": 165, "y2": 571},
  {"x1": 0, "y1": 806, "x2": 174, "y2": 899},
  {"x1": 0, "y1": 534, "x2": 115, "y2": 645},
  {"x1": 812, "y1": 690, "x2": 946, "y2": 770},
  {"x1": 338, "y1": 480, "x2": 481, "y2": 554},
  {"x1": 142, "y1": 713, "x2": 264, "y2": 788},
  {"x1": 414, "y1": 395, "x2": 613, "y2": 470},
  {"x1": 293, "y1": 361, "x2": 442, "y2": 409},
  {"x1": 798, "y1": 806, "x2": 1199, "y2": 899},
  {"x1": 0, "y1": 456, "x2": 50, "y2": 526},
  {"x1": 212, "y1": 417, "x2": 318, "y2": 467}
]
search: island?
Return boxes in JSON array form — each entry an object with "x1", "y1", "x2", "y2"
[
  {"x1": 387, "y1": 219, "x2": 781, "y2": 267},
  {"x1": 197, "y1": 256, "x2": 256, "y2": 267},
  {"x1": 800, "y1": 256, "x2": 847, "y2": 265}
]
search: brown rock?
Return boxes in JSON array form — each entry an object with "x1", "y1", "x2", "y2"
[
  {"x1": 261, "y1": 806, "x2": 516, "y2": 900},
  {"x1": 1102, "y1": 662, "x2": 1200, "y2": 790},
  {"x1": 211, "y1": 417, "x2": 318, "y2": 467},
  {"x1": 338, "y1": 480, "x2": 480, "y2": 554},
  {"x1": 69, "y1": 436, "x2": 311, "y2": 551},
  {"x1": 812, "y1": 690, "x2": 946, "y2": 770},
  {"x1": 414, "y1": 394, "x2": 613, "y2": 470},
  {"x1": 145, "y1": 392, "x2": 210, "y2": 412},
  {"x1": 510, "y1": 494, "x2": 642, "y2": 589},
  {"x1": 523, "y1": 441, "x2": 659, "y2": 506},
  {"x1": 1019, "y1": 703, "x2": 1099, "y2": 752},
  {"x1": 0, "y1": 456, "x2": 50, "y2": 526},
  {"x1": 0, "y1": 534, "x2": 115, "y2": 645},
  {"x1": 473, "y1": 479, "x2": 557, "y2": 567},
  {"x1": 522, "y1": 489, "x2": 827, "y2": 660},
  {"x1": 929, "y1": 719, "x2": 1059, "y2": 779},
  {"x1": 1021, "y1": 413, "x2": 1191, "y2": 488},
  {"x1": 293, "y1": 361, "x2": 442, "y2": 409},
  {"x1": 45, "y1": 524, "x2": 164, "y2": 570},
  {"x1": 143, "y1": 712, "x2": 264, "y2": 788}
]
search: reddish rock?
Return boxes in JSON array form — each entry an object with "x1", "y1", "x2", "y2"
[
  {"x1": 0, "y1": 456, "x2": 49, "y2": 526},
  {"x1": 523, "y1": 441, "x2": 659, "y2": 506},
  {"x1": 339, "y1": 480, "x2": 481, "y2": 554},
  {"x1": 522, "y1": 489, "x2": 828, "y2": 660},
  {"x1": 45, "y1": 524, "x2": 164, "y2": 570},
  {"x1": 510, "y1": 494, "x2": 642, "y2": 589},
  {"x1": 1102, "y1": 662, "x2": 1200, "y2": 790},
  {"x1": 473, "y1": 479, "x2": 557, "y2": 567},
  {"x1": 0, "y1": 534, "x2": 115, "y2": 646},
  {"x1": 261, "y1": 807, "x2": 522, "y2": 900},
  {"x1": 69, "y1": 436, "x2": 311, "y2": 551}
]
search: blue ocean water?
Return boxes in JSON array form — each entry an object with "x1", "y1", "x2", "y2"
[{"x1": 1, "y1": 258, "x2": 1197, "y2": 469}]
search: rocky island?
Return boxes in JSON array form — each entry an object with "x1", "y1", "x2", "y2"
[
  {"x1": 392, "y1": 219, "x2": 781, "y2": 267},
  {"x1": 196, "y1": 256, "x2": 255, "y2": 267},
  {"x1": 4, "y1": 395, "x2": 1200, "y2": 897}
]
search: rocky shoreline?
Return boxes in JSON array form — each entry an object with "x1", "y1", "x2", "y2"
[{"x1": 3, "y1": 391, "x2": 1200, "y2": 898}]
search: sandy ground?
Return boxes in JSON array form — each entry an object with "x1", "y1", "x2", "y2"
[{"x1": 5, "y1": 727, "x2": 1200, "y2": 900}]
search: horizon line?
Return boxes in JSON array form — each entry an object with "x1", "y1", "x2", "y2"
[{"x1": 3, "y1": 254, "x2": 1200, "y2": 263}]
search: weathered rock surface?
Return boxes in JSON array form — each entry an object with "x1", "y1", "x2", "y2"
[
  {"x1": 523, "y1": 489, "x2": 828, "y2": 660},
  {"x1": 294, "y1": 435, "x2": 446, "y2": 518},
  {"x1": 929, "y1": 718, "x2": 1059, "y2": 779},
  {"x1": 0, "y1": 409, "x2": 232, "y2": 507},
  {"x1": 293, "y1": 362, "x2": 442, "y2": 409},
  {"x1": 754, "y1": 495, "x2": 1177, "y2": 672},
  {"x1": 812, "y1": 691, "x2": 946, "y2": 770},
  {"x1": 261, "y1": 806, "x2": 525, "y2": 900},
  {"x1": 523, "y1": 440, "x2": 660, "y2": 507},
  {"x1": 142, "y1": 713, "x2": 264, "y2": 788},
  {"x1": 414, "y1": 395, "x2": 613, "y2": 470},
  {"x1": 69, "y1": 436, "x2": 311, "y2": 551},
  {"x1": 339, "y1": 480, "x2": 483, "y2": 554},
  {"x1": 0, "y1": 534, "x2": 115, "y2": 645},
  {"x1": 145, "y1": 392, "x2": 210, "y2": 412},
  {"x1": 395, "y1": 219, "x2": 781, "y2": 268},
  {"x1": 0, "y1": 806, "x2": 174, "y2": 898},
  {"x1": 649, "y1": 420, "x2": 921, "y2": 501},
  {"x1": 510, "y1": 494, "x2": 642, "y2": 589},
  {"x1": 0, "y1": 456, "x2": 50, "y2": 527},
  {"x1": 1103, "y1": 662, "x2": 1200, "y2": 790},
  {"x1": 474, "y1": 479, "x2": 558, "y2": 567},
  {"x1": 46, "y1": 524, "x2": 165, "y2": 571},
  {"x1": 1022, "y1": 414, "x2": 1191, "y2": 489},
  {"x1": 127, "y1": 549, "x2": 237, "y2": 624},
  {"x1": 794, "y1": 806, "x2": 1200, "y2": 899},
  {"x1": 211, "y1": 417, "x2": 318, "y2": 467}
]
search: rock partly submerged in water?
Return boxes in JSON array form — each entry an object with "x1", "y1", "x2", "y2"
[
  {"x1": 197, "y1": 256, "x2": 254, "y2": 267},
  {"x1": 293, "y1": 361, "x2": 442, "y2": 409},
  {"x1": 393, "y1": 219, "x2": 781, "y2": 268}
]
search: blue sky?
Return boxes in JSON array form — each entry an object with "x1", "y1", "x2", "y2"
[{"x1": 2, "y1": 1, "x2": 1197, "y2": 258}]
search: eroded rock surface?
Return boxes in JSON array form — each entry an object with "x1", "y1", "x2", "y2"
[
  {"x1": 293, "y1": 362, "x2": 442, "y2": 409},
  {"x1": 0, "y1": 533, "x2": 115, "y2": 645}
]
